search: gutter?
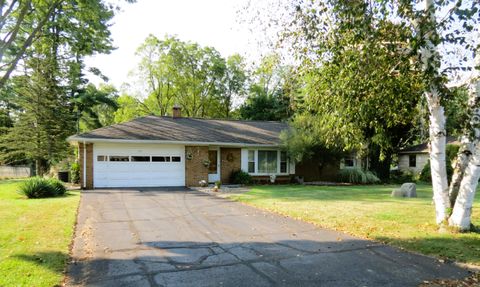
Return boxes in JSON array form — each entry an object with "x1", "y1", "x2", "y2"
[{"x1": 67, "y1": 136, "x2": 281, "y2": 148}]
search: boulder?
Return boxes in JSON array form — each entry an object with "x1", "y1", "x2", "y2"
[
  {"x1": 401, "y1": 182, "x2": 417, "y2": 198},
  {"x1": 391, "y1": 183, "x2": 417, "y2": 198}
]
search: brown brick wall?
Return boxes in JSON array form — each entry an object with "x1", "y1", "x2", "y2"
[
  {"x1": 185, "y1": 146, "x2": 209, "y2": 187},
  {"x1": 295, "y1": 159, "x2": 340, "y2": 182},
  {"x1": 220, "y1": 148, "x2": 241, "y2": 184},
  {"x1": 79, "y1": 143, "x2": 94, "y2": 189}
]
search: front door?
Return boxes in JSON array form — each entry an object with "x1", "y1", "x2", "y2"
[{"x1": 208, "y1": 149, "x2": 220, "y2": 183}]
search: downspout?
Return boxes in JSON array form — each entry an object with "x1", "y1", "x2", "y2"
[{"x1": 83, "y1": 141, "x2": 86, "y2": 189}]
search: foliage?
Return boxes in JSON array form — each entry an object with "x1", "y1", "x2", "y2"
[
  {"x1": 214, "y1": 180, "x2": 222, "y2": 188},
  {"x1": 230, "y1": 170, "x2": 253, "y2": 185},
  {"x1": 18, "y1": 177, "x2": 66, "y2": 198},
  {"x1": 420, "y1": 144, "x2": 459, "y2": 183},
  {"x1": 444, "y1": 87, "x2": 469, "y2": 137},
  {"x1": 76, "y1": 84, "x2": 119, "y2": 132},
  {"x1": 390, "y1": 170, "x2": 417, "y2": 184},
  {"x1": 0, "y1": 180, "x2": 80, "y2": 286},
  {"x1": 130, "y1": 35, "x2": 247, "y2": 119},
  {"x1": 70, "y1": 162, "x2": 80, "y2": 184},
  {"x1": 336, "y1": 168, "x2": 380, "y2": 184},
  {"x1": 0, "y1": 0, "x2": 120, "y2": 174},
  {"x1": 232, "y1": 184, "x2": 480, "y2": 265},
  {"x1": 238, "y1": 55, "x2": 296, "y2": 121}
]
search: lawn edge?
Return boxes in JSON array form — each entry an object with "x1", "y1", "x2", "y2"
[
  {"x1": 227, "y1": 194, "x2": 480, "y2": 272},
  {"x1": 61, "y1": 189, "x2": 82, "y2": 287}
]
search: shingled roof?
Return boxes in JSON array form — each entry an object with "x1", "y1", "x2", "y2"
[
  {"x1": 398, "y1": 136, "x2": 459, "y2": 154},
  {"x1": 68, "y1": 116, "x2": 289, "y2": 146}
]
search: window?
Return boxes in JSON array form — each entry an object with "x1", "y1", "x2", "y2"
[
  {"x1": 258, "y1": 150, "x2": 277, "y2": 173},
  {"x1": 248, "y1": 150, "x2": 255, "y2": 173},
  {"x1": 97, "y1": 155, "x2": 107, "y2": 162},
  {"x1": 131, "y1": 156, "x2": 150, "y2": 162},
  {"x1": 152, "y1": 156, "x2": 170, "y2": 162},
  {"x1": 280, "y1": 151, "x2": 288, "y2": 173},
  {"x1": 109, "y1": 156, "x2": 129, "y2": 162},
  {"x1": 409, "y1": 155, "x2": 416, "y2": 167},
  {"x1": 343, "y1": 157, "x2": 355, "y2": 167},
  {"x1": 172, "y1": 156, "x2": 181, "y2": 162}
]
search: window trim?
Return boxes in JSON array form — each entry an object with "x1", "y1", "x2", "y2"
[{"x1": 245, "y1": 149, "x2": 289, "y2": 176}]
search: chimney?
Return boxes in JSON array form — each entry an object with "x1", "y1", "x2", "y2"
[{"x1": 172, "y1": 104, "x2": 182, "y2": 118}]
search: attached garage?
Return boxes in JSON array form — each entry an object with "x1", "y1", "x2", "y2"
[{"x1": 93, "y1": 143, "x2": 185, "y2": 188}]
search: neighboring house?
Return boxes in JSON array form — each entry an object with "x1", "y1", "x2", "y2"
[
  {"x1": 68, "y1": 107, "x2": 296, "y2": 189},
  {"x1": 398, "y1": 136, "x2": 459, "y2": 174}
]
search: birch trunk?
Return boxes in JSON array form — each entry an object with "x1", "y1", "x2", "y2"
[
  {"x1": 419, "y1": 0, "x2": 450, "y2": 224},
  {"x1": 448, "y1": 136, "x2": 473, "y2": 208},
  {"x1": 426, "y1": 92, "x2": 450, "y2": 224},
  {"x1": 449, "y1": 80, "x2": 480, "y2": 230}
]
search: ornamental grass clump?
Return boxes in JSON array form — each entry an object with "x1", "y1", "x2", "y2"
[
  {"x1": 337, "y1": 168, "x2": 380, "y2": 184},
  {"x1": 18, "y1": 177, "x2": 67, "y2": 198}
]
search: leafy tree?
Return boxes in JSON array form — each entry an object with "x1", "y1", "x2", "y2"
[
  {"x1": 219, "y1": 54, "x2": 248, "y2": 118},
  {"x1": 114, "y1": 94, "x2": 146, "y2": 123},
  {"x1": 239, "y1": 55, "x2": 296, "y2": 121},
  {"x1": 131, "y1": 35, "x2": 229, "y2": 118},
  {"x1": 279, "y1": 1, "x2": 423, "y2": 180},
  {"x1": 0, "y1": 0, "x2": 120, "y2": 174}
]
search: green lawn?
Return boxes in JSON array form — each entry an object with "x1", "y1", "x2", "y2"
[
  {"x1": 231, "y1": 184, "x2": 480, "y2": 265},
  {"x1": 0, "y1": 180, "x2": 80, "y2": 287}
]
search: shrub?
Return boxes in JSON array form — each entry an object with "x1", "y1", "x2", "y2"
[
  {"x1": 70, "y1": 162, "x2": 80, "y2": 184},
  {"x1": 18, "y1": 177, "x2": 67, "y2": 198},
  {"x1": 47, "y1": 178, "x2": 67, "y2": 196},
  {"x1": 390, "y1": 170, "x2": 417, "y2": 184},
  {"x1": 230, "y1": 170, "x2": 252, "y2": 185},
  {"x1": 214, "y1": 180, "x2": 221, "y2": 188},
  {"x1": 365, "y1": 171, "x2": 381, "y2": 184},
  {"x1": 420, "y1": 144, "x2": 459, "y2": 183},
  {"x1": 336, "y1": 168, "x2": 380, "y2": 184},
  {"x1": 420, "y1": 160, "x2": 454, "y2": 183}
]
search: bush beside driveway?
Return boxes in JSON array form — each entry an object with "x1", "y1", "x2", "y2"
[
  {"x1": 230, "y1": 184, "x2": 480, "y2": 266},
  {"x1": 0, "y1": 180, "x2": 80, "y2": 287}
]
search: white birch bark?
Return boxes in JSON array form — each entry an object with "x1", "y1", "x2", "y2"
[
  {"x1": 449, "y1": 80, "x2": 480, "y2": 230},
  {"x1": 448, "y1": 136, "x2": 473, "y2": 208},
  {"x1": 420, "y1": 0, "x2": 449, "y2": 224},
  {"x1": 426, "y1": 92, "x2": 450, "y2": 224}
]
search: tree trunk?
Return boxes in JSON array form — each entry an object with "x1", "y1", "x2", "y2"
[
  {"x1": 448, "y1": 136, "x2": 472, "y2": 208},
  {"x1": 426, "y1": 91, "x2": 450, "y2": 224},
  {"x1": 448, "y1": 147, "x2": 480, "y2": 230},
  {"x1": 449, "y1": 80, "x2": 480, "y2": 230}
]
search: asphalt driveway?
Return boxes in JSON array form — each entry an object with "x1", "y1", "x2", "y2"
[{"x1": 66, "y1": 188, "x2": 469, "y2": 287}]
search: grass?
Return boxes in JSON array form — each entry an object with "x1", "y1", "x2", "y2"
[
  {"x1": 231, "y1": 184, "x2": 480, "y2": 266},
  {"x1": 0, "y1": 179, "x2": 80, "y2": 287}
]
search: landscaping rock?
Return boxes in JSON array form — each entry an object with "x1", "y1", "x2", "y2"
[
  {"x1": 401, "y1": 182, "x2": 417, "y2": 198},
  {"x1": 391, "y1": 183, "x2": 417, "y2": 198}
]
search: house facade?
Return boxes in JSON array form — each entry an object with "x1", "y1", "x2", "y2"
[
  {"x1": 68, "y1": 108, "x2": 295, "y2": 189},
  {"x1": 397, "y1": 137, "x2": 459, "y2": 175}
]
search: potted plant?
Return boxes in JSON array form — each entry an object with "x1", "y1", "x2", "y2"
[
  {"x1": 213, "y1": 180, "x2": 221, "y2": 192},
  {"x1": 269, "y1": 174, "x2": 276, "y2": 184}
]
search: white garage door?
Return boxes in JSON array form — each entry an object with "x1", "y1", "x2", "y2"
[{"x1": 93, "y1": 143, "x2": 185, "y2": 187}]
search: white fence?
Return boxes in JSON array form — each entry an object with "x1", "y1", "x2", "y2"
[{"x1": 0, "y1": 165, "x2": 31, "y2": 178}]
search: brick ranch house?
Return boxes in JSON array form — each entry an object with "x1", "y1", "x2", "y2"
[{"x1": 68, "y1": 107, "x2": 300, "y2": 189}]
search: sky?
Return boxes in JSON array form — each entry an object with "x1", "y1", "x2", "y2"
[{"x1": 85, "y1": 0, "x2": 263, "y2": 90}]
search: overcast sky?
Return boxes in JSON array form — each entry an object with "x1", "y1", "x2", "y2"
[{"x1": 85, "y1": 0, "x2": 264, "y2": 90}]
